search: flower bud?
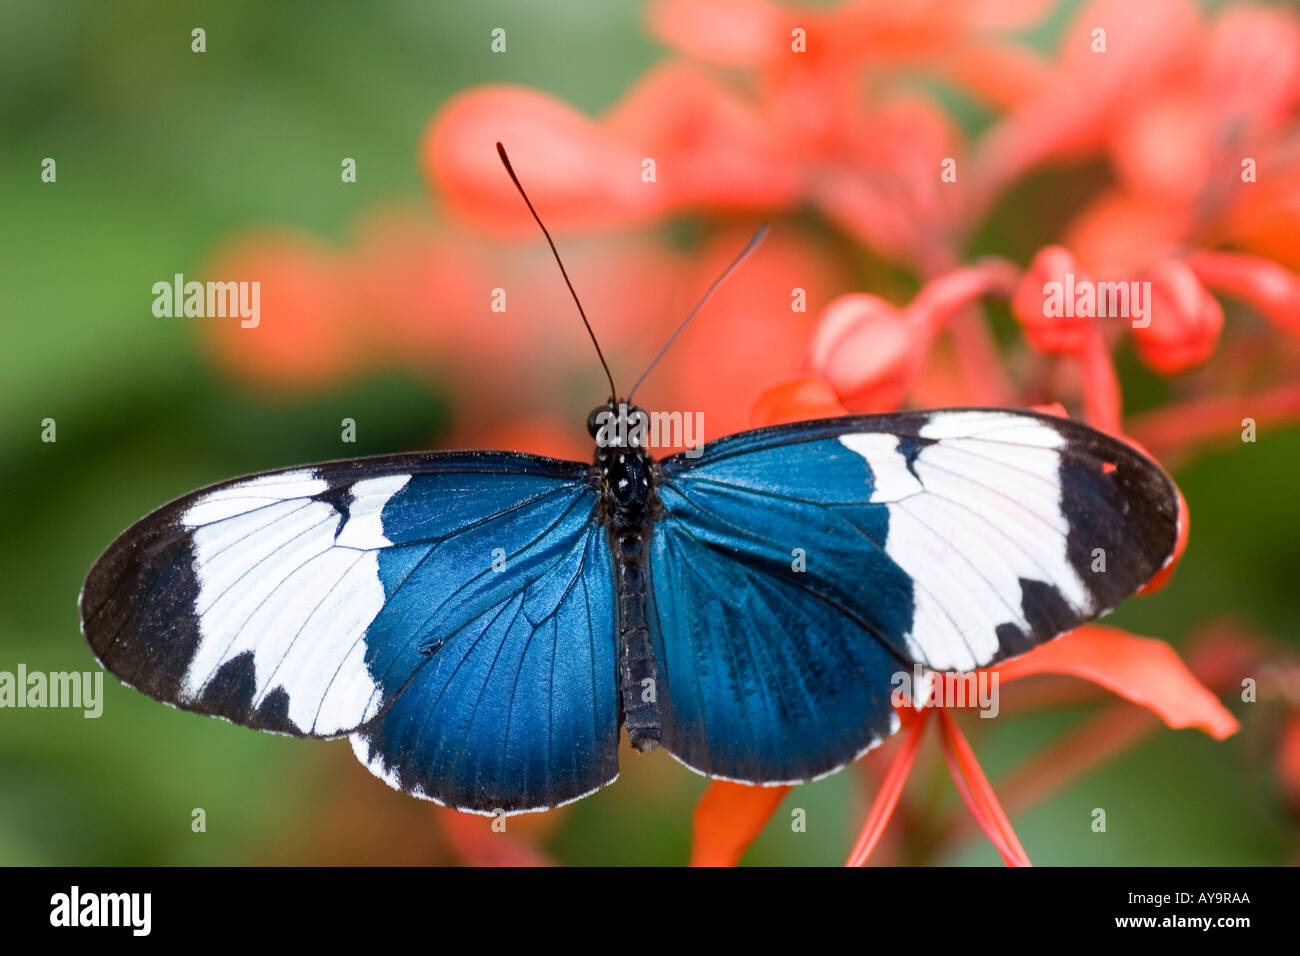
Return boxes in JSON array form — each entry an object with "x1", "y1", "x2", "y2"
[
  {"x1": 1012, "y1": 245, "x2": 1091, "y2": 354},
  {"x1": 805, "y1": 294, "x2": 918, "y2": 411},
  {"x1": 1133, "y1": 259, "x2": 1223, "y2": 374}
]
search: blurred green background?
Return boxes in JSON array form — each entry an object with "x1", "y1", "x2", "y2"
[{"x1": 1, "y1": 0, "x2": 1295, "y2": 865}]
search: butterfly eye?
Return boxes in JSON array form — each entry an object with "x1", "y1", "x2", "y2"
[{"x1": 587, "y1": 407, "x2": 609, "y2": 439}]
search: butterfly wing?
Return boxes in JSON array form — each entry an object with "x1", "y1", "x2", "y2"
[
  {"x1": 650, "y1": 408, "x2": 1179, "y2": 784},
  {"x1": 80, "y1": 451, "x2": 620, "y2": 813}
]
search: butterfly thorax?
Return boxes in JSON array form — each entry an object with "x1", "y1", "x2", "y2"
[
  {"x1": 587, "y1": 402, "x2": 661, "y2": 525},
  {"x1": 588, "y1": 402, "x2": 661, "y2": 751}
]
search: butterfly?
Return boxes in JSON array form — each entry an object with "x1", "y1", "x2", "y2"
[{"x1": 80, "y1": 145, "x2": 1180, "y2": 815}]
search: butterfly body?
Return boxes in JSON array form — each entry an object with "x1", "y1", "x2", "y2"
[{"x1": 590, "y1": 401, "x2": 664, "y2": 753}]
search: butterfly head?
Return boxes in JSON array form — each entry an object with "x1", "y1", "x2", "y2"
[{"x1": 587, "y1": 401, "x2": 650, "y2": 449}]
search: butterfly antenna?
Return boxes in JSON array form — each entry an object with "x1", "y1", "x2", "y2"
[
  {"x1": 496, "y1": 142, "x2": 617, "y2": 401},
  {"x1": 627, "y1": 223, "x2": 769, "y2": 402}
]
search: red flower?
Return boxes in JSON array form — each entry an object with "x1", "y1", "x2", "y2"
[
  {"x1": 791, "y1": 260, "x2": 1020, "y2": 416},
  {"x1": 424, "y1": 65, "x2": 798, "y2": 235},
  {"x1": 649, "y1": 0, "x2": 1056, "y2": 109},
  {"x1": 1006, "y1": 240, "x2": 1299, "y2": 440},
  {"x1": 427, "y1": 0, "x2": 1042, "y2": 270},
  {"x1": 201, "y1": 208, "x2": 699, "y2": 452},
  {"x1": 978, "y1": 0, "x2": 1300, "y2": 276},
  {"x1": 203, "y1": 232, "x2": 365, "y2": 390}
]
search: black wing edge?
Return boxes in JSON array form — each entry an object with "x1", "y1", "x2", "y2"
[{"x1": 660, "y1": 406, "x2": 1161, "y2": 478}]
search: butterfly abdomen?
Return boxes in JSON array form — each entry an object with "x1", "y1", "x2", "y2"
[
  {"x1": 594, "y1": 428, "x2": 662, "y2": 752},
  {"x1": 614, "y1": 528, "x2": 660, "y2": 751}
]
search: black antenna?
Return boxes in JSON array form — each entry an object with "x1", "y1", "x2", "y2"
[
  {"x1": 496, "y1": 142, "x2": 617, "y2": 401},
  {"x1": 627, "y1": 223, "x2": 769, "y2": 401}
]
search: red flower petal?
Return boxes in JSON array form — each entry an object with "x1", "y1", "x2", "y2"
[
  {"x1": 647, "y1": 0, "x2": 789, "y2": 67},
  {"x1": 812, "y1": 96, "x2": 962, "y2": 268},
  {"x1": 750, "y1": 374, "x2": 848, "y2": 427},
  {"x1": 434, "y1": 807, "x2": 555, "y2": 867},
  {"x1": 909, "y1": 258, "x2": 1020, "y2": 338},
  {"x1": 689, "y1": 781, "x2": 793, "y2": 867},
  {"x1": 448, "y1": 416, "x2": 590, "y2": 461},
  {"x1": 1063, "y1": 190, "x2": 1189, "y2": 277},
  {"x1": 1079, "y1": 320, "x2": 1122, "y2": 434},
  {"x1": 1185, "y1": 250, "x2": 1300, "y2": 339},
  {"x1": 1126, "y1": 382, "x2": 1300, "y2": 460},
  {"x1": 845, "y1": 712, "x2": 929, "y2": 867},
  {"x1": 1221, "y1": 168, "x2": 1300, "y2": 271},
  {"x1": 604, "y1": 63, "x2": 802, "y2": 212},
  {"x1": 424, "y1": 86, "x2": 652, "y2": 233},
  {"x1": 932, "y1": 41, "x2": 1052, "y2": 110},
  {"x1": 974, "y1": 0, "x2": 1201, "y2": 191},
  {"x1": 203, "y1": 233, "x2": 362, "y2": 390},
  {"x1": 991, "y1": 625, "x2": 1239, "y2": 740},
  {"x1": 1108, "y1": 91, "x2": 1211, "y2": 205},
  {"x1": 1029, "y1": 402, "x2": 1069, "y2": 418},
  {"x1": 937, "y1": 710, "x2": 1032, "y2": 866},
  {"x1": 804, "y1": 293, "x2": 919, "y2": 412},
  {"x1": 1204, "y1": 4, "x2": 1300, "y2": 133},
  {"x1": 1277, "y1": 713, "x2": 1300, "y2": 815}
]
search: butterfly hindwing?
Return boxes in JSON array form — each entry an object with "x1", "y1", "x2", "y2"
[
  {"x1": 80, "y1": 452, "x2": 620, "y2": 813},
  {"x1": 348, "y1": 466, "x2": 620, "y2": 813},
  {"x1": 650, "y1": 408, "x2": 1179, "y2": 783},
  {"x1": 647, "y1": 518, "x2": 903, "y2": 784}
]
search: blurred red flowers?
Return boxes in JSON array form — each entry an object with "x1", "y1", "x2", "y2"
[{"x1": 196, "y1": 0, "x2": 1300, "y2": 864}]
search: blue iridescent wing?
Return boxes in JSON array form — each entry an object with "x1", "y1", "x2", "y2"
[
  {"x1": 80, "y1": 451, "x2": 619, "y2": 813},
  {"x1": 651, "y1": 408, "x2": 1179, "y2": 784}
]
